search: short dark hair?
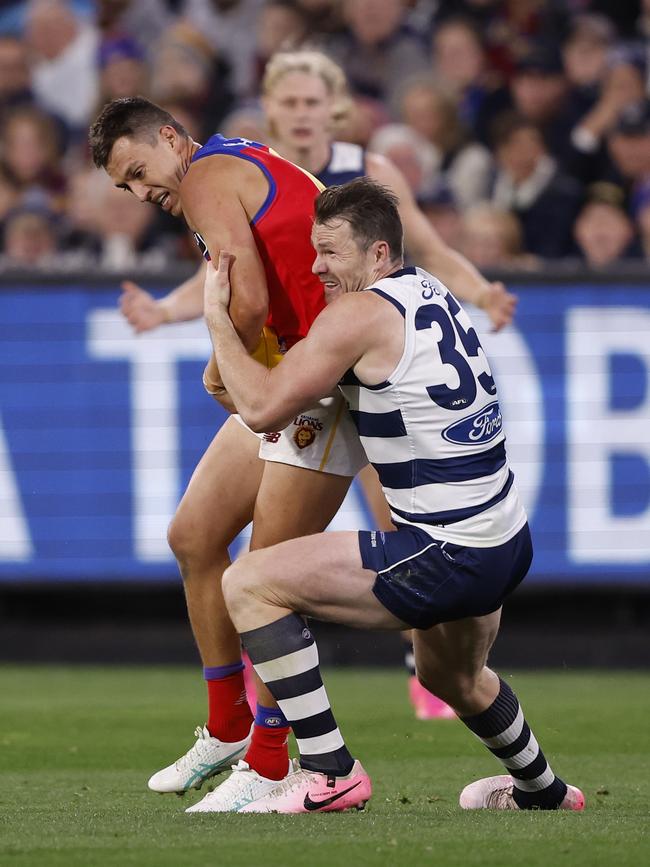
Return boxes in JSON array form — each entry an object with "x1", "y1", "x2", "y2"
[
  {"x1": 89, "y1": 96, "x2": 188, "y2": 168},
  {"x1": 490, "y1": 111, "x2": 544, "y2": 150},
  {"x1": 314, "y1": 177, "x2": 403, "y2": 261}
]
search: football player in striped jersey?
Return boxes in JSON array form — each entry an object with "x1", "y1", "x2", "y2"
[{"x1": 193, "y1": 177, "x2": 584, "y2": 815}]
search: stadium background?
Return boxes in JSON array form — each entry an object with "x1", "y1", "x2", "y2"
[
  {"x1": 1, "y1": 0, "x2": 649, "y2": 667},
  {"x1": 1, "y1": 3, "x2": 650, "y2": 864}
]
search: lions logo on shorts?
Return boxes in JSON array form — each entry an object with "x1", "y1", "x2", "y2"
[{"x1": 293, "y1": 425, "x2": 316, "y2": 449}]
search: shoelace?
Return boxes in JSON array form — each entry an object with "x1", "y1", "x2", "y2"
[
  {"x1": 261, "y1": 763, "x2": 309, "y2": 797},
  {"x1": 485, "y1": 784, "x2": 519, "y2": 810},
  {"x1": 199, "y1": 761, "x2": 254, "y2": 803},
  {"x1": 174, "y1": 726, "x2": 212, "y2": 772}
]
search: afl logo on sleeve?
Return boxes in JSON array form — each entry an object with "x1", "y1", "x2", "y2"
[{"x1": 441, "y1": 401, "x2": 503, "y2": 445}]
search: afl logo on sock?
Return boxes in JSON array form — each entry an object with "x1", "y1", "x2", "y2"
[
  {"x1": 264, "y1": 716, "x2": 283, "y2": 727},
  {"x1": 302, "y1": 628, "x2": 311, "y2": 640}
]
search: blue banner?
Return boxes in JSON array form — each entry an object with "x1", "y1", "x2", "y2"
[{"x1": 1, "y1": 281, "x2": 648, "y2": 584}]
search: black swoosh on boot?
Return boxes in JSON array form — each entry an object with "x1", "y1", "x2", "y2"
[{"x1": 303, "y1": 780, "x2": 362, "y2": 812}]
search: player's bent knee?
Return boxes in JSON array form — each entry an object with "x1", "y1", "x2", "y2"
[
  {"x1": 167, "y1": 511, "x2": 227, "y2": 571},
  {"x1": 222, "y1": 560, "x2": 255, "y2": 614}
]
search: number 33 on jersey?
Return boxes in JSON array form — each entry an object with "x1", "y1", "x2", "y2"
[{"x1": 339, "y1": 267, "x2": 527, "y2": 548}]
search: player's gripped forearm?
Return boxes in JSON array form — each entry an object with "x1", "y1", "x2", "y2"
[
  {"x1": 159, "y1": 263, "x2": 206, "y2": 323},
  {"x1": 421, "y1": 246, "x2": 490, "y2": 309},
  {"x1": 227, "y1": 296, "x2": 269, "y2": 354},
  {"x1": 205, "y1": 311, "x2": 274, "y2": 427}
]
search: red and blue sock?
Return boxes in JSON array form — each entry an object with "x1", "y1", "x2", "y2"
[
  {"x1": 203, "y1": 662, "x2": 253, "y2": 743},
  {"x1": 244, "y1": 704, "x2": 291, "y2": 781}
]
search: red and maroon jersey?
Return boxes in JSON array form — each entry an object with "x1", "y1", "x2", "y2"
[{"x1": 191, "y1": 134, "x2": 326, "y2": 351}]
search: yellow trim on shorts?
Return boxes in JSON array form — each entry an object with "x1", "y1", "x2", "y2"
[
  {"x1": 318, "y1": 395, "x2": 346, "y2": 472},
  {"x1": 251, "y1": 326, "x2": 283, "y2": 369}
]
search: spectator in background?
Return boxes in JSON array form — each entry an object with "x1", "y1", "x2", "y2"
[
  {"x1": 397, "y1": 76, "x2": 492, "y2": 208},
  {"x1": 367, "y1": 123, "x2": 439, "y2": 198},
  {"x1": 0, "y1": 106, "x2": 67, "y2": 213},
  {"x1": 252, "y1": 0, "x2": 309, "y2": 89},
  {"x1": 184, "y1": 0, "x2": 266, "y2": 100},
  {"x1": 294, "y1": 0, "x2": 344, "y2": 38},
  {"x1": 94, "y1": 180, "x2": 166, "y2": 270},
  {"x1": 431, "y1": 17, "x2": 490, "y2": 136},
  {"x1": 97, "y1": 35, "x2": 149, "y2": 106},
  {"x1": 562, "y1": 14, "x2": 614, "y2": 97},
  {"x1": 606, "y1": 100, "x2": 650, "y2": 195},
  {"x1": 573, "y1": 182, "x2": 639, "y2": 267},
  {"x1": 61, "y1": 168, "x2": 106, "y2": 257},
  {"x1": 0, "y1": 34, "x2": 33, "y2": 115},
  {"x1": 149, "y1": 21, "x2": 234, "y2": 142},
  {"x1": 24, "y1": 0, "x2": 99, "y2": 132},
  {"x1": 62, "y1": 169, "x2": 169, "y2": 268},
  {"x1": 2, "y1": 202, "x2": 60, "y2": 266},
  {"x1": 96, "y1": 0, "x2": 176, "y2": 51},
  {"x1": 569, "y1": 46, "x2": 646, "y2": 184},
  {"x1": 490, "y1": 114, "x2": 582, "y2": 258},
  {"x1": 417, "y1": 181, "x2": 462, "y2": 250},
  {"x1": 459, "y1": 202, "x2": 535, "y2": 270},
  {"x1": 461, "y1": 0, "x2": 568, "y2": 82},
  {"x1": 507, "y1": 44, "x2": 572, "y2": 160},
  {"x1": 324, "y1": 0, "x2": 429, "y2": 105}
]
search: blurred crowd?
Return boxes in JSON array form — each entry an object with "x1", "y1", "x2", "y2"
[{"x1": 0, "y1": 0, "x2": 649, "y2": 272}]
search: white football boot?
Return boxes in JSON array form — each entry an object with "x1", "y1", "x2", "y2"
[
  {"x1": 185, "y1": 759, "x2": 296, "y2": 813},
  {"x1": 148, "y1": 725, "x2": 252, "y2": 794}
]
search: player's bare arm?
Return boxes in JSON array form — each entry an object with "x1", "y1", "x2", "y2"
[
  {"x1": 181, "y1": 155, "x2": 272, "y2": 408},
  {"x1": 180, "y1": 156, "x2": 271, "y2": 354},
  {"x1": 204, "y1": 252, "x2": 382, "y2": 432},
  {"x1": 366, "y1": 153, "x2": 517, "y2": 331},
  {"x1": 120, "y1": 262, "x2": 206, "y2": 333}
]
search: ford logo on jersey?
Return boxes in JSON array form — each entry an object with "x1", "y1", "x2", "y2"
[{"x1": 441, "y1": 401, "x2": 503, "y2": 445}]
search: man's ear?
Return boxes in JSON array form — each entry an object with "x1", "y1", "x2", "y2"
[
  {"x1": 374, "y1": 240, "x2": 390, "y2": 264},
  {"x1": 160, "y1": 125, "x2": 177, "y2": 148}
]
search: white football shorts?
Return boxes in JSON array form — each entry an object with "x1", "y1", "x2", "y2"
[{"x1": 235, "y1": 391, "x2": 368, "y2": 477}]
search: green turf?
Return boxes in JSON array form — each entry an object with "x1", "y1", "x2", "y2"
[{"x1": 0, "y1": 666, "x2": 648, "y2": 867}]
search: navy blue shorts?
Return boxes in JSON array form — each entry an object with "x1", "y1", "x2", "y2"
[{"x1": 358, "y1": 523, "x2": 533, "y2": 630}]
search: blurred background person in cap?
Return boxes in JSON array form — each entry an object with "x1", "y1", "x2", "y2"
[
  {"x1": 489, "y1": 112, "x2": 583, "y2": 258},
  {"x1": 573, "y1": 181, "x2": 641, "y2": 267}
]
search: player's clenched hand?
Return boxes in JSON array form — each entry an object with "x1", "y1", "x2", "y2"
[
  {"x1": 482, "y1": 282, "x2": 517, "y2": 332},
  {"x1": 120, "y1": 281, "x2": 169, "y2": 333},
  {"x1": 204, "y1": 251, "x2": 233, "y2": 317}
]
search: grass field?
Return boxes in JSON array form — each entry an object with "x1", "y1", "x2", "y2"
[{"x1": 1, "y1": 666, "x2": 648, "y2": 867}]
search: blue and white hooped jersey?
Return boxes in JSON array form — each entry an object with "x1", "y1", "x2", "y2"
[
  {"x1": 317, "y1": 141, "x2": 366, "y2": 188},
  {"x1": 339, "y1": 267, "x2": 527, "y2": 547}
]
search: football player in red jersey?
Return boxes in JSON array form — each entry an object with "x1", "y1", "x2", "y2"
[{"x1": 91, "y1": 97, "x2": 367, "y2": 798}]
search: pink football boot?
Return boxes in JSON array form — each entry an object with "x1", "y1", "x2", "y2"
[
  {"x1": 240, "y1": 759, "x2": 372, "y2": 813},
  {"x1": 408, "y1": 676, "x2": 456, "y2": 720},
  {"x1": 459, "y1": 775, "x2": 585, "y2": 810}
]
